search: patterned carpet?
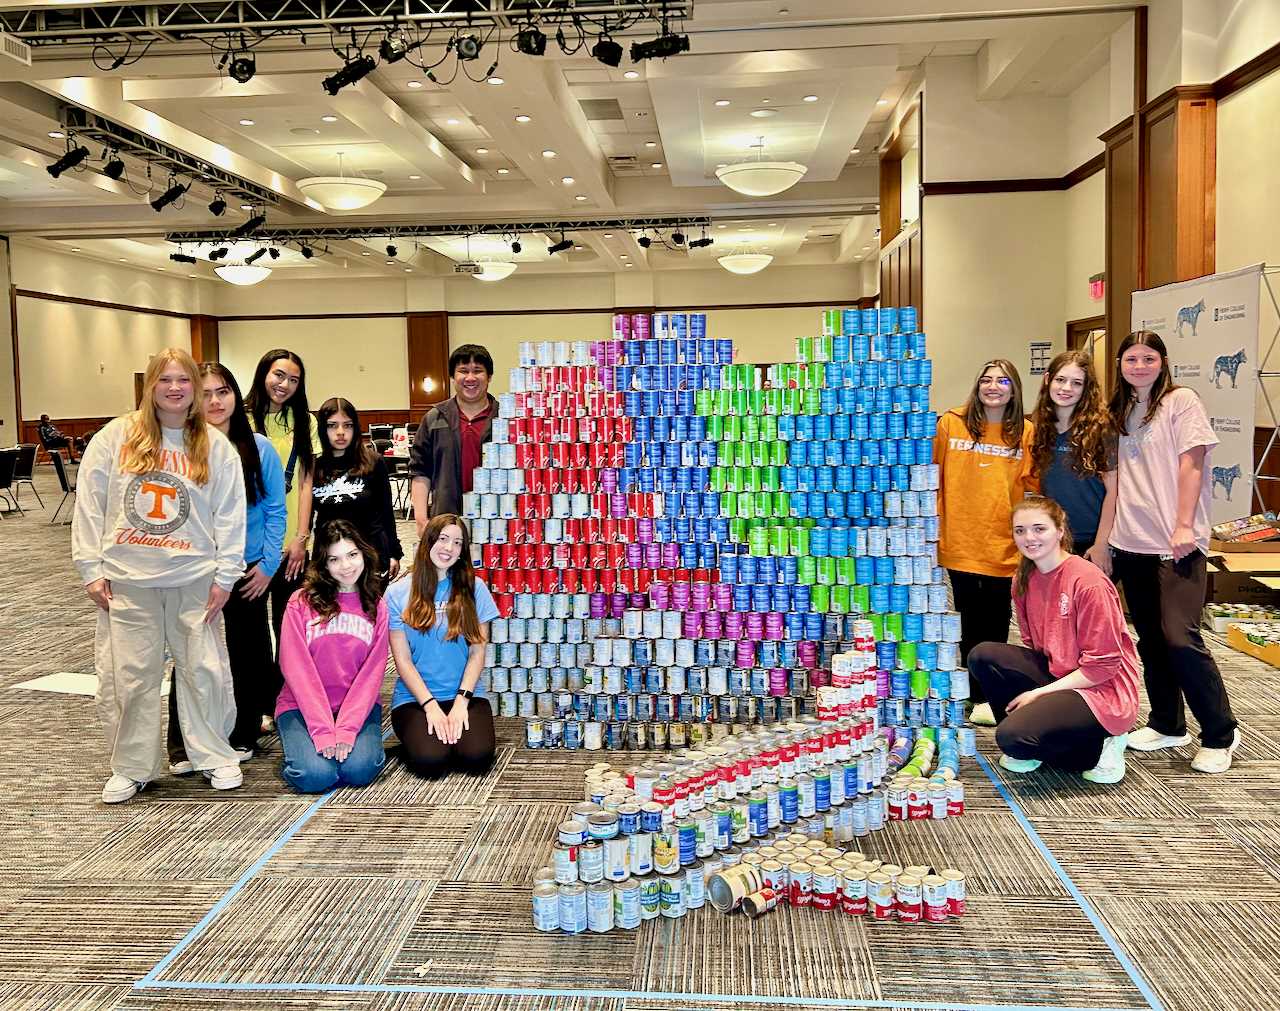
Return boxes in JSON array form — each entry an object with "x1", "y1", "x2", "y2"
[{"x1": 0, "y1": 472, "x2": 1275, "y2": 1011}]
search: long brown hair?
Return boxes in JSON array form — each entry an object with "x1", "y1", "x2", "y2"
[
  {"x1": 120, "y1": 348, "x2": 211, "y2": 484},
  {"x1": 1109, "y1": 330, "x2": 1178, "y2": 430},
  {"x1": 1011, "y1": 496, "x2": 1073, "y2": 597},
  {"x1": 955, "y1": 358, "x2": 1026, "y2": 446},
  {"x1": 316, "y1": 397, "x2": 376, "y2": 478},
  {"x1": 1030, "y1": 351, "x2": 1116, "y2": 478},
  {"x1": 403, "y1": 514, "x2": 484, "y2": 643},
  {"x1": 302, "y1": 519, "x2": 384, "y2": 623}
]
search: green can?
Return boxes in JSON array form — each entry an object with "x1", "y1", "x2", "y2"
[
  {"x1": 883, "y1": 612, "x2": 904, "y2": 642},
  {"x1": 709, "y1": 466, "x2": 727, "y2": 492},
  {"x1": 760, "y1": 415, "x2": 778, "y2": 441},
  {"x1": 706, "y1": 414, "x2": 725, "y2": 440},
  {"x1": 731, "y1": 390, "x2": 749, "y2": 416},
  {"x1": 852, "y1": 585, "x2": 871, "y2": 614},
  {"x1": 810, "y1": 584, "x2": 830, "y2": 613},
  {"x1": 747, "y1": 390, "x2": 765, "y2": 415},
  {"x1": 751, "y1": 491, "x2": 771, "y2": 517},
  {"x1": 815, "y1": 557, "x2": 836, "y2": 585},
  {"x1": 773, "y1": 492, "x2": 790, "y2": 518},
  {"x1": 821, "y1": 308, "x2": 842, "y2": 337},
  {"x1": 724, "y1": 415, "x2": 741, "y2": 441},
  {"x1": 736, "y1": 492, "x2": 754, "y2": 518},
  {"x1": 898, "y1": 640, "x2": 918, "y2": 671},
  {"x1": 803, "y1": 388, "x2": 822, "y2": 415},
  {"x1": 797, "y1": 555, "x2": 817, "y2": 585},
  {"x1": 694, "y1": 389, "x2": 713, "y2": 415},
  {"x1": 728, "y1": 518, "x2": 748, "y2": 543},
  {"x1": 909, "y1": 669, "x2": 930, "y2": 699},
  {"x1": 813, "y1": 335, "x2": 832, "y2": 362},
  {"x1": 919, "y1": 727, "x2": 938, "y2": 744},
  {"x1": 743, "y1": 414, "x2": 760, "y2": 441},
  {"x1": 730, "y1": 442, "x2": 747, "y2": 467},
  {"x1": 719, "y1": 492, "x2": 737, "y2": 518},
  {"x1": 831, "y1": 585, "x2": 851, "y2": 613},
  {"x1": 867, "y1": 613, "x2": 884, "y2": 640},
  {"x1": 780, "y1": 389, "x2": 800, "y2": 415},
  {"x1": 764, "y1": 389, "x2": 784, "y2": 415},
  {"x1": 835, "y1": 557, "x2": 855, "y2": 586},
  {"x1": 796, "y1": 336, "x2": 814, "y2": 363},
  {"x1": 750, "y1": 442, "x2": 768, "y2": 467},
  {"x1": 769, "y1": 440, "x2": 788, "y2": 466},
  {"x1": 768, "y1": 526, "x2": 789, "y2": 557},
  {"x1": 789, "y1": 526, "x2": 810, "y2": 556},
  {"x1": 748, "y1": 526, "x2": 769, "y2": 556},
  {"x1": 761, "y1": 465, "x2": 780, "y2": 491}
]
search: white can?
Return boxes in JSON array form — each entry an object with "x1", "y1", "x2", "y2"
[
  {"x1": 604, "y1": 835, "x2": 631, "y2": 882},
  {"x1": 587, "y1": 881, "x2": 614, "y2": 932}
]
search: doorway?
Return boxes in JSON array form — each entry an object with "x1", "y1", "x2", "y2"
[{"x1": 1066, "y1": 315, "x2": 1108, "y2": 395}]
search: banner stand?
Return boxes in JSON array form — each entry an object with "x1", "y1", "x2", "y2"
[{"x1": 1249, "y1": 266, "x2": 1280, "y2": 514}]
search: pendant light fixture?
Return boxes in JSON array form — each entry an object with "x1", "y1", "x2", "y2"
[
  {"x1": 474, "y1": 261, "x2": 518, "y2": 281},
  {"x1": 715, "y1": 136, "x2": 807, "y2": 197},
  {"x1": 717, "y1": 250, "x2": 773, "y2": 275},
  {"x1": 214, "y1": 262, "x2": 272, "y2": 285},
  {"x1": 297, "y1": 151, "x2": 387, "y2": 211}
]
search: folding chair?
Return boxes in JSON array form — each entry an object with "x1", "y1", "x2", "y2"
[
  {"x1": 0, "y1": 449, "x2": 21, "y2": 517},
  {"x1": 49, "y1": 452, "x2": 76, "y2": 524},
  {"x1": 12, "y1": 444, "x2": 42, "y2": 508}
]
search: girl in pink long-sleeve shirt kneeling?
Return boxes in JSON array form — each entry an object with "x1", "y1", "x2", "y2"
[
  {"x1": 967, "y1": 496, "x2": 1140, "y2": 785},
  {"x1": 276, "y1": 520, "x2": 389, "y2": 793}
]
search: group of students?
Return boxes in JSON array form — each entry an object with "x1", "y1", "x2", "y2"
[
  {"x1": 72, "y1": 344, "x2": 501, "y2": 803},
  {"x1": 938, "y1": 331, "x2": 1240, "y2": 784}
]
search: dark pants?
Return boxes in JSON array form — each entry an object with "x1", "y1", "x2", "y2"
[
  {"x1": 265, "y1": 563, "x2": 302, "y2": 720},
  {"x1": 393, "y1": 697, "x2": 496, "y2": 779},
  {"x1": 167, "y1": 569, "x2": 277, "y2": 760},
  {"x1": 968, "y1": 642, "x2": 1109, "y2": 772},
  {"x1": 1111, "y1": 549, "x2": 1237, "y2": 748},
  {"x1": 947, "y1": 569, "x2": 1013, "y2": 702}
]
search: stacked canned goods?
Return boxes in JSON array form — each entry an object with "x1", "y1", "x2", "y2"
[{"x1": 466, "y1": 307, "x2": 963, "y2": 746}]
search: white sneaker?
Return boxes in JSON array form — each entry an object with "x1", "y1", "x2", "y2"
[
  {"x1": 260, "y1": 716, "x2": 275, "y2": 735},
  {"x1": 1190, "y1": 728, "x2": 1242, "y2": 774},
  {"x1": 102, "y1": 774, "x2": 146, "y2": 804},
  {"x1": 999, "y1": 753, "x2": 1041, "y2": 774},
  {"x1": 233, "y1": 748, "x2": 254, "y2": 763},
  {"x1": 1082, "y1": 734, "x2": 1128, "y2": 784},
  {"x1": 206, "y1": 764, "x2": 243, "y2": 790},
  {"x1": 970, "y1": 702, "x2": 996, "y2": 727},
  {"x1": 1126, "y1": 726, "x2": 1193, "y2": 752},
  {"x1": 168, "y1": 760, "x2": 194, "y2": 776}
]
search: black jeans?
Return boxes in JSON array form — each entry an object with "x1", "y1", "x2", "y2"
[
  {"x1": 392, "y1": 697, "x2": 496, "y2": 780},
  {"x1": 968, "y1": 642, "x2": 1109, "y2": 772},
  {"x1": 947, "y1": 569, "x2": 1013, "y2": 702},
  {"x1": 1110, "y1": 549, "x2": 1236, "y2": 748}
]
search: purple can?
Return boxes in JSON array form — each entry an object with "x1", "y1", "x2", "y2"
[
  {"x1": 735, "y1": 640, "x2": 756, "y2": 668},
  {"x1": 589, "y1": 593, "x2": 608, "y2": 619},
  {"x1": 725, "y1": 611, "x2": 744, "y2": 639},
  {"x1": 672, "y1": 583, "x2": 691, "y2": 609},
  {"x1": 683, "y1": 611, "x2": 703, "y2": 638},
  {"x1": 703, "y1": 610, "x2": 723, "y2": 637},
  {"x1": 610, "y1": 593, "x2": 628, "y2": 619},
  {"x1": 649, "y1": 582, "x2": 671, "y2": 609}
]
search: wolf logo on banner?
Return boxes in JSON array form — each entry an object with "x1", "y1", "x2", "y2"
[
  {"x1": 1213, "y1": 348, "x2": 1248, "y2": 389},
  {"x1": 1176, "y1": 299, "x2": 1207, "y2": 337},
  {"x1": 1212, "y1": 463, "x2": 1242, "y2": 500}
]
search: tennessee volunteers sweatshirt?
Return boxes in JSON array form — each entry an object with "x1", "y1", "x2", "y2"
[{"x1": 934, "y1": 411, "x2": 1037, "y2": 578}]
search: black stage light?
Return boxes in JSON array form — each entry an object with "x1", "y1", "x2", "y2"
[
  {"x1": 208, "y1": 195, "x2": 227, "y2": 216},
  {"x1": 231, "y1": 213, "x2": 267, "y2": 237},
  {"x1": 229, "y1": 52, "x2": 256, "y2": 83},
  {"x1": 631, "y1": 33, "x2": 690, "y2": 62},
  {"x1": 170, "y1": 252, "x2": 197, "y2": 264},
  {"x1": 322, "y1": 54, "x2": 377, "y2": 96},
  {"x1": 300, "y1": 245, "x2": 314, "y2": 259},
  {"x1": 47, "y1": 144, "x2": 89, "y2": 178},
  {"x1": 151, "y1": 180, "x2": 190, "y2": 212},
  {"x1": 547, "y1": 237, "x2": 573, "y2": 255},
  {"x1": 671, "y1": 230, "x2": 685, "y2": 245},
  {"x1": 591, "y1": 38, "x2": 623, "y2": 68},
  {"x1": 268, "y1": 247, "x2": 280, "y2": 260},
  {"x1": 688, "y1": 236, "x2": 713, "y2": 249},
  {"x1": 455, "y1": 34, "x2": 482, "y2": 61},
  {"x1": 245, "y1": 248, "x2": 267, "y2": 265},
  {"x1": 379, "y1": 32, "x2": 417, "y2": 64},
  {"x1": 208, "y1": 246, "x2": 229, "y2": 260},
  {"x1": 637, "y1": 235, "x2": 652, "y2": 249},
  {"x1": 103, "y1": 154, "x2": 126, "y2": 180},
  {"x1": 511, "y1": 240, "x2": 522, "y2": 254},
  {"x1": 516, "y1": 26, "x2": 547, "y2": 56},
  {"x1": 386, "y1": 243, "x2": 398, "y2": 257}
]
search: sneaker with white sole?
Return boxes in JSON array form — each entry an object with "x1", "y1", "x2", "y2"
[
  {"x1": 1190, "y1": 728, "x2": 1242, "y2": 774},
  {"x1": 168, "y1": 760, "x2": 194, "y2": 776},
  {"x1": 970, "y1": 702, "x2": 997, "y2": 727},
  {"x1": 1082, "y1": 734, "x2": 1128, "y2": 784},
  {"x1": 998, "y1": 753, "x2": 1041, "y2": 774},
  {"x1": 102, "y1": 774, "x2": 146, "y2": 804},
  {"x1": 260, "y1": 715, "x2": 275, "y2": 735},
  {"x1": 1126, "y1": 726, "x2": 1193, "y2": 752},
  {"x1": 205, "y1": 764, "x2": 243, "y2": 790},
  {"x1": 233, "y1": 748, "x2": 254, "y2": 763}
]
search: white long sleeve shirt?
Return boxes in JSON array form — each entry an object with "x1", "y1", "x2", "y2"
[{"x1": 72, "y1": 415, "x2": 246, "y2": 590}]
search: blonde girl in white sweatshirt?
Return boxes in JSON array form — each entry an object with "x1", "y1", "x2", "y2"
[{"x1": 73, "y1": 348, "x2": 247, "y2": 803}]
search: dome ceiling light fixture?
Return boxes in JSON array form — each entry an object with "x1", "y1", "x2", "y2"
[
  {"x1": 296, "y1": 151, "x2": 387, "y2": 211},
  {"x1": 715, "y1": 136, "x2": 807, "y2": 197},
  {"x1": 214, "y1": 262, "x2": 272, "y2": 285},
  {"x1": 717, "y1": 248, "x2": 774, "y2": 275},
  {"x1": 474, "y1": 260, "x2": 518, "y2": 281}
]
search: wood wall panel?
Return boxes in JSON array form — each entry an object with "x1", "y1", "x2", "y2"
[
  {"x1": 189, "y1": 315, "x2": 220, "y2": 363},
  {"x1": 18, "y1": 415, "x2": 112, "y2": 446},
  {"x1": 1143, "y1": 105, "x2": 1179, "y2": 287},
  {"x1": 407, "y1": 312, "x2": 449, "y2": 413},
  {"x1": 1103, "y1": 122, "x2": 1138, "y2": 359},
  {"x1": 880, "y1": 158, "x2": 902, "y2": 250}
]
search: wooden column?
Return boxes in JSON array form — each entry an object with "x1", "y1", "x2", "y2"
[
  {"x1": 189, "y1": 314, "x2": 219, "y2": 362},
  {"x1": 1102, "y1": 118, "x2": 1139, "y2": 360},
  {"x1": 407, "y1": 312, "x2": 449, "y2": 420}
]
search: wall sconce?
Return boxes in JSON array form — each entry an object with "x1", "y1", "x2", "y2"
[{"x1": 421, "y1": 376, "x2": 436, "y2": 394}]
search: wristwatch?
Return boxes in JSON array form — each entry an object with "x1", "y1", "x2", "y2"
[
  {"x1": 457, "y1": 688, "x2": 475, "y2": 700},
  {"x1": 421, "y1": 694, "x2": 436, "y2": 710}
]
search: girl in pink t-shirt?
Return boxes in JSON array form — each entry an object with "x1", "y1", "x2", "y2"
[
  {"x1": 1107, "y1": 331, "x2": 1240, "y2": 774},
  {"x1": 968, "y1": 497, "x2": 1139, "y2": 783}
]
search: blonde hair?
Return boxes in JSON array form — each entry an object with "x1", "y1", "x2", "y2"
[{"x1": 119, "y1": 348, "x2": 212, "y2": 485}]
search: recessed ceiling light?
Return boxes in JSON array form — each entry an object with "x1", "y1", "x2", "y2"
[
  {"x1": 118, "y1": 258, "x2": 126, "y2": 262},
  {"x1": 475, "y1": 147, "x2": 489, "y2": 155},
  {"x1": 515, "y1": 114, "x2": 532, "y2": 123},
  {"x1": 487, "y1": 76, "x2": 504, "y2": 85},
  {"x1": 803, "y1": 95, "x2": 818, "y2": 102},
  {"x1": 408, "y1": 81, "x2": 423, "y2": 89},
  {"x1": 71, "y1": 246, "x2": 80, "y2": 251},
  {"x1": 761, "y1": 98, "x2": 771, "y2": 104},
  {"x1": 876, "y1": 99, "x2": 889, "y2": 106},
  {"x1": 717, "y1": 224, "x2": 727, "y2": 229},
  {"x1": 574, "y1": 245, "x2": 583, "y2": 251},
  {"x1": 714, "y1": 99, "x2": 730, "y2": 107},
  {"x1": 604, "y1": 232, "x2": 614, "y2": 238},
  {"x1": 542, "y1": 149, "x2": 556, "y2": 158},
  {"x1": 575, "y1": 194, "x2": 587, "y2": 201},
  {"x1": 625, "y1": 262, "x2": 634, "y2": 267},
  {"x1": 497, "y1": 167, "x2": 510, "y2": 174},
  {"x1": 47, "y1": 130, "x2": 65, "y2": 139},
  {"x1": 447, "y1": 118, "x2": 460, "y2": 125},
  {"x1": 862, "y1": 245, "x2": 871, "y2": 251},
  {"x1": 386, "y1": 259, "x2": 395, "y2": 265},
  {"x1": 561, "y1": 176, "x2": 575, "y2": 184},
  {"x1": 239, "y1": 119, "x2": 255, "y2": 126},
  {"x1": 404, "y1": 267, "x2": 412, "y2": 272},
  {"x1": 715, "y1": 162, "x2": 727, "y2": 168},
  {"x1": 361, "y1": 251, "x2": 371, "y2": 255},
  {"x1": 651, "y1": 162, "x2": 663, "y2": 169},
  {"x1": 645, "y1": 141, "x2": 658, "y2": 148},
  {"x1": 624, "y1": 70, "x2": 640, "y2": 79},
  {"x1": 851, "y1": 148, "x2": 861, "y2": 154},
  {"x1": 409, "y1": 174, "x2": 421, "y2": 180},
  {"x1": 769, "y1": 222, "x2": 778, "y2": 227},
  {"x1": 188, "y1": 273, "x2": 197, "y2": 277},
  {"x1": 750, "y1": 108, "x2": 778, "y2": 118},
  {"x1": 240, "y1": 204, "x2": 253, "y2": 210},
  {"x1": 321, "y1": 115, "x2": 339, "y2": 123}
]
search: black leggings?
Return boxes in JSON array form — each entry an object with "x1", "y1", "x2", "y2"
[
  {"x1": 968, "y1": 642, "x2": 1109, "y2": 772},
  {"x1": 393, "y1": 697, "x2": 496, "y2": 779},
  {"x1": 947, "y1": 569, "x2": 1013, "y2": 702}
]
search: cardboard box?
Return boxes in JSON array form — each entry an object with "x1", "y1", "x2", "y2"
[
  {"x1": 1207, "y1": 570, "x2": 1280, "y2": 606},
  {"x1": 1210, "y1": 538, "x2": 1280, "y2": 553},
  {"x1": 1227, "y1": 623, "x2": 1280, "y2": 668},
  {"x1": 1210, "y1": 514, "x2": 1280, "y2": 551}
]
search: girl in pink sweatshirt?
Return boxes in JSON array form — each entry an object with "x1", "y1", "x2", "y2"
[
  {"x1": 967, "y1": 496, "x2": 1140, "y2": 785},
  {"x1": 276, "y1": 519, "x2": 389, "y2": 793}
]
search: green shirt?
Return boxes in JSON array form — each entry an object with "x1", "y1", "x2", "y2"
[{"x1": 255, "y1": 409, "x2": 321, "y2": 548}]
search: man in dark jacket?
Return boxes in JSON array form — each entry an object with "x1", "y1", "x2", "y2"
[{"x1": 409, "y1": 343, "x2": 497, "y2": 534}]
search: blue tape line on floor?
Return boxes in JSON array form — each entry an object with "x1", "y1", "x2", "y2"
[{"x1": 973, "y1": 751, "x2": 1166, "y2": 1011}]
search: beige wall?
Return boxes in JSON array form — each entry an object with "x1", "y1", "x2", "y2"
[
  {"x1": 1066, "y1": 63, "x2": 1110, "y2": 170},
  {"x1": 0, "y1": 241, "x2": 15, "y2": 436},
  {"x1": 1064, "y1": 171, "x2": 1107, "y2": 324},
  {"x1": 452, "y1": 313, "x2": 613, "y2": 398},
  {"x1": 923, "y1": 191, "x2": 1067, "y2": 414},
  {"x1": 1217, "y1": 67, "x2": 1280, "y2": 426},
  {"x1": 17, "y1": 296, "x2": 191, "y2": 419},
  {"x1": 11, "y1": 241, "x2": 210, "y2": 316},
  {"x1": 219, "y1": 317, "x2": 411, "y2": 409}
]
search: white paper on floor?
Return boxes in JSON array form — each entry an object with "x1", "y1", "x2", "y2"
[{"x1": 13, "y1": 673, "x2": 171, "y2": 697}]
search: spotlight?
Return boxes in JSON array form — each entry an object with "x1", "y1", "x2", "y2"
[
  {"x1": 46, "y1": 144, "x2": 90, "y2": 178},
  {"x1": 631, "y1": 33, "x2": 690, "y2": 62},
  {"x1": 689, "y1": 236, "x2": 713, "y2": 249},
  {"x1": 300, "y1": 245, "x2": 314, "y2": 259},
  {"x1": 516, "y1": 25, "x2": 547, "y2": 56},
  {"x1": 547, "y1": 236, "x2": 573, "y2": 255},
  {"x1": 229, "y1": 52, "x2": 256, "y2": 84},
  {"x1": 386, "y1": 243, "x2": 398, "y2": 257},
  {"x1": 231, "y1": 213, "x2": 266, "y2": 237},
  {"x1": 268, "y1": 247, "x2": 280, "y2": 260},
  {"x1": 379, "y1": 32, "x2": 420, "y2": 64},
  {"x1": 150, "y1": 179, "x2": 190, "y2": 212},
  {"x1": 637, "y1": 235, "x2": 652, "y2": 249},
  {"x1": 591, "y1": 37, "x2": 623, "y2": 68},
  {"x1": 208, "y1": 195, "x2": 227, "y2": 216},
  {"x1": 511, "y1": 240, "x2": 522, "y2": 254},
  {"x1": 245, "y1": 248, "x2": 267, "y2": 265},
  {"x1": 208, "y1": 246, "x2": 230, "y2": 260},
  {"x1": 103, "y1": 154, "x2": 125, "y2": 180},
  {"x1": 322, "y1": 54, "x2": 377, "y2": 96},
  {"x1": 169, "y1": 252, "x2": 197, "y2": 264},
  {"x1": 671, "y1": 230, "x2": 686, "y2": 245},
  {"x1": 455, "y1": 34, "x2": 482, "y2": 61}
]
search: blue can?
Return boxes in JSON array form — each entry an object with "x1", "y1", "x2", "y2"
[
  {"x1": 656, "y1": 693, "x2": 675, "y2": 721},
  {"x1": 645, "y1": 667, "x2": 664, "y2": 693},
  {"x1": 678, "y1": 821, "x2": 697, "y2": 864},
  {"x1": 814, "y1": 772, "x2": 831, "y2": 812},
  {"x1": 642, "y1": 805, "x2": 664, "y2": 833},
  {"x1": 593, "y1": 695, "x2": 613, "y2": 721},
  {"x1": 891, "y1": 670, "x2": 910, "y2": 698},
  {"x1": 615, "y1": 694, "x2": 633, "y2": 721},
  {"x1": 947, "y1": 700, "x2": 967, "y2": 727},
  {"x1": 564, "y1": 720, "x2": 582, "y2": 750},
  {"x1": 677, "y1": 694, "x2": 695, "y2": 721},
  {"x1": 804, "y1": 612, "x2": 825, "y2": 639},
  {"x1": 924, "y1": 697, "x2": 944, "y2": 726},
  {"x1": 748, "y1": 793, "x2": 768, "y2": 837},
  {"x1": 876, "y1": 640, "x2": 898, "y2": 670},
  {"x1": 604, "y1": 721, "x2": 622, "y2": 749}
]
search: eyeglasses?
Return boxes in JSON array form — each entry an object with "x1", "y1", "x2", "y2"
[{"x1": 979, "y1": 377, "x2": 1012, "y2": 388}]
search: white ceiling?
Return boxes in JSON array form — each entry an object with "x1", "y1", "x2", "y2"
[{"x1": 0, "y1": 0, "x2": 1127, "y2": 282}]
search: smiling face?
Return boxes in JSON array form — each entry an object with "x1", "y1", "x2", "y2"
[
  {"x1": 430, "y1": 523, "x2": 465, "y2": 575},
  {"x1": 201, "y1": 373, "x2": 235, "y2": 430},
  {"x1": 326, "y1": 410, "x2": 355, "y2": 454},
  {"x1": 325, "y1": 537, "x2": 364, "y2": 591},
  {"x1": 266, "y1": 358, "x2": 302, "y2": 408},
  {"x1": 977, "y1": 365, "x2": 1013, "y2": 410},
  {"x1": 452, "y1": 360, "x2": 490, "y2": 404},
  {"x1": 153, "y1": 364, "x2": 195, "y2": 420},
  {"x1": 1048, "y1": 362, "x2": 1086, "y2": 411},
  {"x1": 1012, "y1": 507, "x2": 1064, "y2": 565},
  {"x1": 1120, "y1": 344, "x2": 1163, "y2": 395}
]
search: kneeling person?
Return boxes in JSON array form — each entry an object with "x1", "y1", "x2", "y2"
[
  {"x1": 389, "y1": 514, "x2": 499, "y2": 779},
  {"x1": 968, "y1": 496, "x2": 1139, "y2": 784},
  {"x1": 276, "y1": 520, "x2": 389, "y2": 793}
]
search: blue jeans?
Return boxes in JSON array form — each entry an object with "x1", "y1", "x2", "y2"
[{"x1": 278, "y1": 704, "x2": 385, "y2": 793}]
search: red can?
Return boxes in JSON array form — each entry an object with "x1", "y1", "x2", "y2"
[
  {"x1": 561, "y1": 568, "x2": 581, "y2": 593},
  {"x1": 516, "y1": 544, "x2": 536, "y2": 569},
  {"x1": 598, "y1": 569, "x2": 616, "y2": 593},
  {"x1": 582, "y1": 518, "x2": 602, "y2": 544},
  {"x1": 571, "y1": 543, "x2": 589, "y2": 569},
  {"x1": 561, "y1": 468, "x2": 580, "y2": 494},
  {"x1": 587, "y1": 544, "x2": 607, "y2": 569},
  {"x1": 605, "y1": 543, "x2": 625, "y2": 569},
  {"x1": 514, "y1": 444, "x2": 535, "y2": 469},
  {"x1": 534, "y1": 543, "x2": 553, "y2": 569},
  {"x1": 550, "y1": 443, "x2": 570, "y2": 468},
  {"x1": 494, "y1": 592, "x2": 514, "y2": 617},
  {"x1": 538, "y1": 568, "x2": 560, "y2": 594},
  {"x1": 579, "y1": 569, "x2": 598, "y2": 593},
  {"x1": 569, "y1": 443, "x2": 589, "y2": 467},
  {"x1": 526, "y1": 470, "x2": 545, "y2": 495}
]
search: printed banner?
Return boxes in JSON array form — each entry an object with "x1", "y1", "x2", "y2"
[{"x1": 1131, "y1": 263, "x2": 1263, "y2": 523}]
